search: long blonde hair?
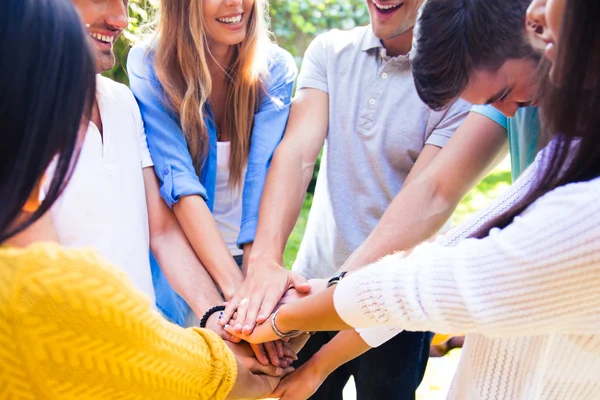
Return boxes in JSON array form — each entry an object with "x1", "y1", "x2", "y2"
[{"x1": 154, "y1": 0, "x2": 269, "y2": 189}]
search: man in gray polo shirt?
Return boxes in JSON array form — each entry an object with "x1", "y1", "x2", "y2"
[{"x1": 228, "y1": 0, "x2": 470, "y2": 398}]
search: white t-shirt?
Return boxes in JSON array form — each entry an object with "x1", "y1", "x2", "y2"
[
  {"x1": 213, "y1": 141, "x2": 244, "y2": 256},
  {"x1": 44, "y1": 76, "x2": 155, "y2": 304}
]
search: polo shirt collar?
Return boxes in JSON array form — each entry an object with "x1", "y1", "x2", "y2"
[
  {"x1": 361, "y1": 26, "x2": 412, "y2": 62},
  {"x1": 361, "y1": 26, "x2": 383, "y2": 52}
]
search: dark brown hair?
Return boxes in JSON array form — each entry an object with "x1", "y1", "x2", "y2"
[
  {"x1": 412, "y1": 0, "x2": 540, "y2": 111},
  {"x1": 0, "y1": 0, "x2": 96, "y2": 241},
  {"x1": 474, "y1": 0, "x2": 600, "y2": 237}
]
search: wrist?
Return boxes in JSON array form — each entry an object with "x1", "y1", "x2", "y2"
[
  {"x1": 247, "y1": 245, "x2": 284, "y2": 268},
  {"x1": 274, "y1": 304, "x2": 296, "y2": 334},
  {"x1": 306, "y1": 349, "x2": 337, "y2": 379}
]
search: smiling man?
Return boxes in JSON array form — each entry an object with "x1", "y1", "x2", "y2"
[
  {"x1": 47, "y1": 0, "x2": 236, "y2": 341},
  {"x1": 243, "y1": 0, "x2": 471, "y2": 398}
]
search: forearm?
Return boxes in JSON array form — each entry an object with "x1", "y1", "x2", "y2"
[
  {"x1": 276, "y1": 287, "x2": 351, "y2": 333},
  {"x1": 151, "y1": 230, "x2": 224, "y2": 316},
  {"x1": 307, "y1": 330, "x2": 371, "y2": 379},
  {"x1": 250, "y1": 142, "x2": 314, "y2": 264},
  {"x1": 174, "y1": 196, "x2": 244, "y2": 300},
  {"x1": 343, "y1": 115, "x2": 509, "y2": 272}
]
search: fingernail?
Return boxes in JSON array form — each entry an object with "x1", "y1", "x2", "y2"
[
  {"x1": 258, "y1": 314, "x2": 265, "y2": 321},
  {"x1": 234, "y1": 323, "x2": 243, "y2": 332},
  {"x1": 276, "y1": 368, "x2": 283, "y2": 375}
]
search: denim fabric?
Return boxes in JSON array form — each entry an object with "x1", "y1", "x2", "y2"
[
  {"x1": 128, "y1": 44, "x2": 297, "y2": 325},
  {"x1": 294, "y1": 330, "x2": 434, "y2": 400}
]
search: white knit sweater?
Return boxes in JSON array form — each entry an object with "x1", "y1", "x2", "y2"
[{"x1": 334, "y1": 151, "x2": 600, "y2": 399}]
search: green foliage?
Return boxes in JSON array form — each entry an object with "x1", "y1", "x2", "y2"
[{"x1": 269, "y1": 0, "x2": 369, "y2": 57}]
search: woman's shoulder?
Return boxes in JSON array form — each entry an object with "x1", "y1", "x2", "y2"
[
  {"x1": 263, "y1": 43, "x2": 298, "y2": 84},
  {"x1": 127, "y1": 41, "x2": 158, "y2": 81}
]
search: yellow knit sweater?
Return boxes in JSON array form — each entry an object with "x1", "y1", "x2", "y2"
[{"x1": 0, "y1": 242, "x2": 237, "y2": 399}]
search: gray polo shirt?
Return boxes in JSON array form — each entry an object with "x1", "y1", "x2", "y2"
[{"x1": 293, "y1": 26, "x2": 470, "y2": 279}]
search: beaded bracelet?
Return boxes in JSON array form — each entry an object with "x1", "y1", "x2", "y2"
[{"x1": 199, "y1": 305, "x2": 226, "y2": 328}]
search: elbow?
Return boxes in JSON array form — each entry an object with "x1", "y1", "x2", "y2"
[{"x1": 406, "y1": 176, "x2": 459, "y2": 220}]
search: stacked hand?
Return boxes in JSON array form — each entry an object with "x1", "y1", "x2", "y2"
[{"x1": 217, "y1": 256, "x2": 330, "y2": 400}]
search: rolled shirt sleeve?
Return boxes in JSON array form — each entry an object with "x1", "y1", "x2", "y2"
[{"x1": 127, "y1": 45, "x2": 209, "y2": 209}]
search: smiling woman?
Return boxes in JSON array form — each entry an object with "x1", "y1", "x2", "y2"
[{"x1": 126, "y1": 0, "x2": 300, "y2": 365}]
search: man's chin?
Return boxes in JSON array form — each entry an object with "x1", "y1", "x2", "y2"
[{"x1": 95, "y1": 52, "x2": 116, "y2": 74}]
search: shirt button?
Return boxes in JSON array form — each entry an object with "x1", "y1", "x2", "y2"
[
  {"x1": 381, "y1": 73, "x2": 388, "y2": 79},
  {"x1": 163, "y1": 167, "x2": 169, "y2": 176},
  {"x1": 369, "y1": 98, "x2": 376, "y2": 105}
]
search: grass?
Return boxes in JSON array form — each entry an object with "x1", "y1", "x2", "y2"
[{"x1": 283, "y1": 156, "x2": 512, "y2": 267}]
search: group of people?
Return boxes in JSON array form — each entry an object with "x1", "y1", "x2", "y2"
[{"x1": 1, "y1": 0, "x2": 598, "y2": 398}]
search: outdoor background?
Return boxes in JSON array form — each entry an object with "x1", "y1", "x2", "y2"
[{"x1": 108, "y1": 2, "x2": 513, "y2": 397}]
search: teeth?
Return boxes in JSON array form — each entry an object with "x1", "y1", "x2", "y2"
[
  {"x1": 373, "y1": 1, "x2": 401, "y2": 10},
  {"x1": 216, "y1": 14, "x2": 242, "y2": 24},
  {"x1": 89, "y1": 32, "x2": 114, "y2": 44}
]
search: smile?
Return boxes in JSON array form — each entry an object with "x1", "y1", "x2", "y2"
[
  {"x1": 89, "y1": 32, "x2": 115, "y2": 44},
  {"x1": 372, "y1": 1, "x2": 404, "y2": 12},
  {"x1": 216, "y1": 14, "x2": 243, "y2": 25}
]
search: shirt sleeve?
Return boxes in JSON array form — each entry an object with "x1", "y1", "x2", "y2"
[
  {"x1": 471, "y1": 104, "x2": 509, "y2": 130},
  {"x1": 237, "y1": 46, "x2": 298, "y2": 246},
  {"x1": 13, "y1": 245, "x2": 237, "y2": 399},
  {"x1": 127, "y1": 45, "x2": 208, "y2": 208},
  {"x1": 425, "y1": 99, "x2": 471, "y2": 148},
  {"x1": 334, "y1": 175, "x2": 600, "y2": 337},
  {"x1": 296, "y1": 33, "x2": 330, "y2": 93}
]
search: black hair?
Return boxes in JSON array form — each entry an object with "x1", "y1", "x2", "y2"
[
  {"x1": 412, "y1": 0, "x2": 539, "y2": 111},
  {"x1": 474, "y1": 0, "x2": 600, "y2": 237},
  {"x1": 0, "y1": 0, "x2": 96, "y2": 241}
]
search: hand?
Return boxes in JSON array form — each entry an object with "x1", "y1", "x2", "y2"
[
  {"x1": 270, "y1": 356, "x2": 329, "y2": 400},
  {"x1": 223, "y1": 310, "x2": 294, "y2": 367},
  {"x1": 225, "y1": 315, "x2": 303, "y2": 345},
  {"x1": 248, "y1": 340, "x2": 298, "y2": 368},
  {"x1": 220, "y1": 258, "x2": 311, "y2": 335},
  {"x1": 204, "y1": 312, "x2": 242, "y2": 343},
  {"x1": 226, "y1": 341, "x2": 294, "y2": 377},
  {"x1": 278, "y1": 278, "x2": 328, "y2": 306},
  {"x1": 226, "y1": 356, "x2": 289, "y2": 400}
]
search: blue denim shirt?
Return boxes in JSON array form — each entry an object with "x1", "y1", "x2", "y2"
[{"x1": 127, "y1": 43, "x2": 297, "y2": 325}]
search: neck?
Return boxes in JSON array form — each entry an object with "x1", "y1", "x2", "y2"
[
  {"x1": 4, "y1": 212, "x2": 59, "y2": 248},
  {"x1": 207, "y1": 42, "x2": 235, "y2": 76},
  {"x1": 382, "y1": 28, "x2": 414, "y2": 57}
]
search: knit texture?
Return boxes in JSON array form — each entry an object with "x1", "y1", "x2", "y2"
[
  {"x1": 356, "y1": 137, "x2": 539, "y2": 348},
  {"x1": 335, "y1": 163, "x2": 600, "y2": 398},
  {"x1": 0, "y1": 242, "x2": 236, "y2": 399}
]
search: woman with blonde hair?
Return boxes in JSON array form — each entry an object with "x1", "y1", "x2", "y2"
[
  {"x1": 0, "y1": 0, "x2": 288, "y2": 397},
  {"x1": 127, "y1": 0, "x2": 306, "y2": 364}
]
